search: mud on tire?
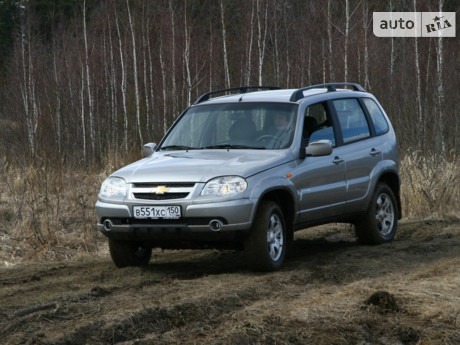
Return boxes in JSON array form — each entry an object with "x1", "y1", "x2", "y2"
[
  {"x1": 244, "y1": 200, "x2": 286, "y2": 271},
  {"x1": 108, "y1": 239, "x2": 152, "y2": 268},
  {"x1": 356, "y1": 183, "x2": 398, "y2": 245}
]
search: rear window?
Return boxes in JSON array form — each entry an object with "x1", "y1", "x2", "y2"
[
  {"x1": 362, "y1": 98, "x2": 389, "y2": 135},
  {"x1": 332, "y1": 99, "x2": 370, "y2": 144}
]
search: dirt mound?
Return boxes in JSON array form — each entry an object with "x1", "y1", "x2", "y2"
[{"x1": 364, "y1": 290, "x2": 400, "y2": 313}]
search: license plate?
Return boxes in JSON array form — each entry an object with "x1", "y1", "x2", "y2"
[{"x1": 133, "y1": 206, "x2": 181, "y2": 219}]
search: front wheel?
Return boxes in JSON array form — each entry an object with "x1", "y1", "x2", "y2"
[
  {"x1": 108, "y1": 239, "x2": 152, "y2": 268},
  {"x1": 355, "y1": 183, "x2": 398, "y2": 244},
  {"x1": 244, "y1": 200, "x2": 286, "y2": 271}
]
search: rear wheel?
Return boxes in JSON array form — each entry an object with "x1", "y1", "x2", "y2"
[
  {"x1": 356, "y1": 183, "x2": 398, "y2": 244},
  {"x1": 108, "y1": 239, "x2": 152, "y2": 268},
  {"x1": 244, "y1": 200, "x2": 286, "y2": 271}
]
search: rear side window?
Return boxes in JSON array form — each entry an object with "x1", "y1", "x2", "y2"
[
  {"x1": 304, "y1": 103, "x2": 336, "y2": 146},
  {"x1": 362, "y1": 98, "x2": 389, "y2": 135},
  {"x1": 332, "y1": 99, "x2": 370, "y2": 144}
]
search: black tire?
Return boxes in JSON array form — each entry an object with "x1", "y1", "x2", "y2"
[
  {"x1": 108, "y1": 239, "x2": 152, "y2": 268},
  {"x1": 244, "y1": 200, "x2": 287, "y2": 271},
  {"x1": 355, "y1": 183, "x2": 398, "y2": 245}
]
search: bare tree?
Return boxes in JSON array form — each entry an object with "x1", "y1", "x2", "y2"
[
  {"x1": 159, "y1": 34, "x2": 168, "y2": 134},
  {"x1": 169, "y1": 0, "x2": 177, "y2": 116},
  {"x1": 362, "y1": 0, "x2": 370, "y2": 90},
  {"x1": 114, "y1": 7, "x2": 128, "y2": 152},
  {"x1": 83, "y1": 0, "x2": 95, "y2": 157},
  {"x1": 184, "y1": 1, "x2": 192, "y2": 106},
  {"x1": 327, "y1": 0, "x2": 334, "y2": 81},
  {"x1": 20, "y1": 24, "x2": 36, "y2": 156},
  {"x1": 344, "y1": 0, "x2": 349, "y2": 82},
  {"x1": 246, "y1": 1, "x2": 255, "y2": 85},
  {"x1": 413, "y1": 0, "x2": 423, "y2": 147},
  {"x1": 126, "y1": 0, "x2": 142, "y2": 144},
  {"x1": 256, "y1": 0, "x2": 268, "y2": 86},
  {"x1": 436, "y1": 0, "x2": 445, "y2": 154},
  {"x1": 220, "y1": 0, "x2": 231, "y2": 88}
]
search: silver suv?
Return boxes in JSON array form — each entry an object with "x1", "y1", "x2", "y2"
[{"x1": 96, "y1": 83, "x2": 401, "y2": 271}]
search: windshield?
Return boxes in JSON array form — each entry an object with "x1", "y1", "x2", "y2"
[{"x1": 161, "y1": 103, "x2": 298, "y2": 150}]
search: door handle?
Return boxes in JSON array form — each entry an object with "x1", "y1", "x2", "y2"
[
  {"x1": 369, "y1": 148, "x2": 381, "y2": 157},
  {"x1": 332, "y1": 156, "x2": 344, "y2": 164}
]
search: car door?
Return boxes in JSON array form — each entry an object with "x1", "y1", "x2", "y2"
[
  {"x1": 292, "y1": 102, "x2": 347, "y2": 224},
  {"x1": 330, "y1": 98, "x2": 382, "y2": 212}
]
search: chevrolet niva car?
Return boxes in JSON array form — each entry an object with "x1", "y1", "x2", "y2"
[{"x1": 96, "y1": 83, "x2": 401, "y2": 271}]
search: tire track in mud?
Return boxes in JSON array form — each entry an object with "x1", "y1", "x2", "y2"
[{"x1": 54, "y1": 286, "x2": 265, "y2": 345}]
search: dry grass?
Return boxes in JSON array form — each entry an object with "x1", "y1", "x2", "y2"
[
  {"x1": 400, "y1": 151, "x2": 460, "y2": 218},
  {"x1": 0, "y1": 151, "x2": 459, "y2": 266}
]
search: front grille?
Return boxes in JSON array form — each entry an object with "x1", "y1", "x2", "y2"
[
  {"x1": 133, "y1": 182, "x2": 195, "y2": 188},
  {"x1": 133, "y1": 193, "x2": 189, "y2": 200}
]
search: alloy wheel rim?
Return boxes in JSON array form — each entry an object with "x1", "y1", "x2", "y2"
[
  {"x1": 267, "y1": 213, "x2": 284, "y2": 261},
  {"x1": 375, "y1": 193, "x2": 395, "y2": 237}
]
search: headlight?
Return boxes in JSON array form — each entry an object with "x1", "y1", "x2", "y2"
[
  {"x1": 201, "y1": 176, "x2": 247, "y2": 197},
  {"x1": 99, "y1": 177, "x2": 127, "y2": 201}
]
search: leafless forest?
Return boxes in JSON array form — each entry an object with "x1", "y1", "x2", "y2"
[{"x1": 0, "y1": 0, "x2": 459, "y2": 264}]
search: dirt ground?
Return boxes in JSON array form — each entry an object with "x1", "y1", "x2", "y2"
[{"x1": 1, "y1": 220, "x2": 459, "y2": 345}]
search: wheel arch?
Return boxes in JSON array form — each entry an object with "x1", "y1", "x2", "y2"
[
  {"x1": 378, "y1": 171, "x2": 402, "y2": 219},
  {"x1": 257, "y1": 188, "x2": 296, "y2": 243}
]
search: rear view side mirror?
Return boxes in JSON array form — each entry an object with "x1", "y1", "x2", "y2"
[
  {"x1": 142, "y1": 143, "x2": 157, "y2": 157},
  {"x1": 305, "y1": 140, "x2": 332, "y2": 157}
]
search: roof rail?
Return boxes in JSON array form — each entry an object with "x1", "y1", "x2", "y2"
[
  {"x1": 289, "y1": 83, "x2": 365, "y2": 102},
  {"x1": 193, "y1": 86, "x2": 281, "y2": 105}
]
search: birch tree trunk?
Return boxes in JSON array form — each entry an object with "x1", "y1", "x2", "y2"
[
  {"x1": 322, "y1": 38, "x2": 326, "y2": 84},
  {"x1": 20, "y1": 26, "x2": 34, "y2": 157},
  {"x1": 159, "y1": 36, "x2": 168, "y2": 134},
  {"x1": 327, "y1": 0, "x2": 334, "y2": 81},
  {"x1": 169, "y1": 0, "x2": 177, "y2": 116},
  {"x1": 362, "y1": 0, "x2": 370, "y2": 90},
  {"x1": 436, "y1": 0, "x2": 445, "y2": 155},
  {"x1": 83, "y1": 0, "x2": 95, "y2": 158},
  {"x1": 209, "y1": 21, "x2": 213, "y2": 90},
  {"x1": 344, "y1": 0, "x2": 349, "y2": 82},
  {"x1": 256, "y1": 0, "x2": 268, "y2": 86},
  {"x1": 307, "y1": 38, "x2": 311, "y2": 85},
  {"x1": 141, "y1": 2, "x2": 150, "y2": 134},
  {"x1": 146, "y1": 15, "x2": 155, "y2": 134},
  {"x1": 273, "y1": 8, "x2": 279, "y2": 85},
  {"x1": 246, "y1": 2, "x2": 255, "y2": 85},
  {"x1": 184, "y1": 1, "x2": 192, "y2": 106},
  {"x1": 53, "y1": 51, "x2": 61, "y2": 154},
  {"x1": 79, "y1": 60, "x2": 86, "y2": 159},
  {"x1": 389, "y1": 0, "x2": 395, "y2": 117},
  {"x1": 283, "y1": 3, "x2": 290, "y2": 87},
  {"x1": 413, "y1": 0, "x2": 423, "y2": 147},
  {"x1": 115, "y1": 8, "x2": 128, "y2": 153},
  {"x1": 127, "y1": 0, "x2": 142, "y2": 144},
  {"x1": 220, "y1": 0, "x2": 231, "y2": 88},
  {"x1": 107, "y1": 16, "x2": 118, "y2": 148}
]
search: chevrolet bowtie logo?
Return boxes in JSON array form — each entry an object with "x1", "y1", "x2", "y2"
[{"x1": 151, "y1": 186, "x2": 169, "y2": 194}]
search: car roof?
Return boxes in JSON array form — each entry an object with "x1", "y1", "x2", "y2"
[{"x1": 195, "y1": 86, "x2": 370, "y2": 105}]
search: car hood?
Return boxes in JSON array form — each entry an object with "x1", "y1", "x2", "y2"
[{"x1": 112, "y1": 150, "x2": 294, "y2": 183}]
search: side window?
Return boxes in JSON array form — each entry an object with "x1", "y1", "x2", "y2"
[
  {"x1": 332, "y1": 99, "x2": 370, "y2": 144},
  {"x1": 362, "y1": 98, "x2": 389, "y2": 135},
  {"x1": 304, "y1": 103, "x2": 335, "y2": 146}
]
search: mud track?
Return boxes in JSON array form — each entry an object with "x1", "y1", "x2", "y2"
[{"x1": 1, "y1": 220, "x2": 460, "y2": 344}]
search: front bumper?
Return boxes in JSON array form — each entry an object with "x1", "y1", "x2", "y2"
[{"x1": 95, "y1": 198, "x2": 255, "y2": 241}]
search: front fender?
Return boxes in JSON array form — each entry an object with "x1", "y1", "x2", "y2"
[{"x1": 248, "y1": 174, "x2": 299, "y2": 224}]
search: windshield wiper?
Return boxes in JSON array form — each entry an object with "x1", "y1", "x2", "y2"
[
  {"x1": 204, "y1": 144, "x2": 265, "y2": 150},
  {"x1": 160, "y1": 145, "x2": 201, "y2": 151}
]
